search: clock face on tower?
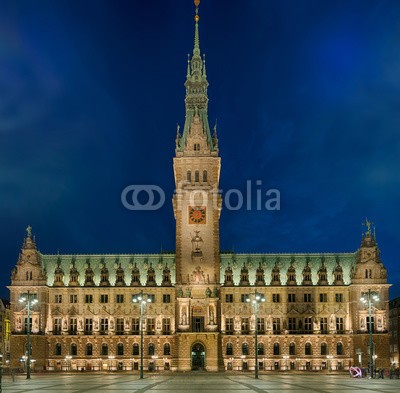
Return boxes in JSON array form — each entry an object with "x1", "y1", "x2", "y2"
[{"x1": 188, "y1": 206, "x2": 206, "y2": 224}]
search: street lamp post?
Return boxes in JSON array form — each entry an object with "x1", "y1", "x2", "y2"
[
  {"x1": 19, "y1": 291, "x2": 38, "y2": 380},
  {"x1": 361, "y1": 289, "x2": 379, "y2": 379},
  {"x1": 246, "y1": 293, "x2": 265, "y2": 379},
  {"x1": 133, "y1": 292, "x2": 153, "y2": 379}
]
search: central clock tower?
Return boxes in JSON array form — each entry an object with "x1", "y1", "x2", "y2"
[
  {"x1": 172, "y1": 1, "x2": 224, "y2": 372},
  {"x1": 172, "y1": 2, "x2": 221, "y2": 289}
]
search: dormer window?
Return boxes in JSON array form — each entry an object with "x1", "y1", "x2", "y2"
[{"x1": 194, "y1": 143, "x2": 200, "y2": 151}]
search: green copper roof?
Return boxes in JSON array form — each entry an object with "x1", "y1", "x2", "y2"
[
  {"x1": 40, "y1": 253, "x2": 176, "y2": 287},
  {"x1": 220, "y1": 253, "x2": 357, "y2": 286}
]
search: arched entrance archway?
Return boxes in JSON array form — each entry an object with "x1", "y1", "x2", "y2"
[{"x1": 191, "y1": 342, "x2": 205, "y2": 370}]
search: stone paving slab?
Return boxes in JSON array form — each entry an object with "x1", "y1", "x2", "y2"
[{"x1": 2, "y1": 373, "x2": 400, "y2": 393}]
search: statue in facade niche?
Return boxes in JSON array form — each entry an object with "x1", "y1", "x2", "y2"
[
  {"x1": 205, "y1": 287, "x2": 211, "y2": 297},
  {"x1": 313, "y1": 318, "x2": 319, "y2": 331},
  {"x1": 209, "y1": 307, "x2": 215, "y2": 325},
  {"x1": 182, "y1": 309, "x2": 187, "y2": 325}
]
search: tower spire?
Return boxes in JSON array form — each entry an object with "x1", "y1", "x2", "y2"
[
  {"x1": 177, "y1": 0, "x2": 216, "y2": 153},
  {"x1": 194, "y1": 1, "x2": 200, "y2": 56}
]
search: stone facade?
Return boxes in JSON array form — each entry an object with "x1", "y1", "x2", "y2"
[
  {"x1": 7, "y1": 2, "x2": 391, "y2": 373},
  {"x1": 0, "y1": 298, "x2": 11, "y2": 364},
  {"x1": 389, "y1": 297, "x2": 400, "y2": 366}
]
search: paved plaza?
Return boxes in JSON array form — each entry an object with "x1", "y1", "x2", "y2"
[{"x1": 1, "y1": 373, "x2": 400, "y2": 393}]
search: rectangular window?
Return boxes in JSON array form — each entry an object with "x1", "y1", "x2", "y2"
[
  {"x1": 100, "y1": 294, "x2": 109, "y2": 303},
  {"x1": 304, "y1": 293, "x2": 312, "y2": 302},
  {"x1": 272, "y1": 294, "x2": 280, "y2": 303},
  {"x1": 85, "y1": 294, "x2": 93, "y2": 304},
  {"x1": 273, "y1": 318, "x2": 281, "y2": 334},
  {"x1": 147, "y1": 318, "x2": 155, "y2": 335},
  {"x1": 319, "y1": 293, "x2": 327, "y2": 302},
  {"x1": 54, "y1": 318, "x2": 61, "y2": 334},
  {"x1": 69, "y1": 294, "x2": 77, "y2": 303},
  {"x1": 85, "y1": 318, "x2": 93, "y2": 334},
  {"x1": 241, "y1": 294, "x2": 249, "y2": 303},
  {"x1": 100, "y1": 318, "x2": 108, "y2": 334},
  {"x1": 163, "y1": 294, "x2": 171, "y2": 303},
  {"x1": 162, "y1": 318, "x2": 171, "y2": 335},
  {"x1": 288, "y1": 293, "x2": 296, "y2": 303},
  {"x1": 69, "y1": 318, "x2": 77, "y2": 334},
  {"x1": 225, "y1": 294, "x2": 233, "y2": 303},
  {"x1": 304, "y1": 317, "x2": 312, "y2": 332},
  {"x1": 335, "y1": 293, "x2": 343, "y2": 303},
  {"x1": 55, "y1": 294, "x2": 62, "y2": 303},
  {"x1": 320, "y1": 317, "x2": 328, "y2": 333},
  {"x1": 225, "y1": 318, "x2": 234, "y2": 334},
  {"x1": 148, "y1": 294, "x2": 156, "y2": 303},
  {"x1": 116, "y1": 318, "x2": 124, "y2": 334},
  {"x1": 116, "y1": 294, "x2": 124, "y2": 303},
  {"x1": 241, "y1": 318, "x2": 249, "y2": 334},
  {"x1": 257, "y1": 318, "x2": 265, "y2": 334},
  {"x1": 132, "y1": 318, "x2": 140, "y2": 334},
  {"x1": 336, "y1": 317, "x2": 345, "y2": 333},
  {"x1": 288, "y1": 318, "x2": 296, "y2": 333}
]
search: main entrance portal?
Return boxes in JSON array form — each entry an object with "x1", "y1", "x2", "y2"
[{"x1": 191, "y1": 343, "x2": 205, "y2": 370}]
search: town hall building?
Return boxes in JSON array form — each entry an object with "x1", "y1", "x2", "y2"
[{"x1": 8, "y1": 1, "x2": 390, "y2": 373}]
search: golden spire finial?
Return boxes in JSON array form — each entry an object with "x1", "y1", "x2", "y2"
[{"x1": 194, "y1": 0, "x2": 200, "y2": 22}]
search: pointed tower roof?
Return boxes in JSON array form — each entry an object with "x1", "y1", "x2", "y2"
[{"x1": 177, "y1": 0, "x2": 215, "y2": 152}]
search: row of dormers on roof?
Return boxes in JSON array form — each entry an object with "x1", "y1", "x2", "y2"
[
  {"x1": 52, "y1": 262, "x2": 172, "y2": 287},
  {"x1": 223, "y1": 260, "x2": 345, "y2": 286}
]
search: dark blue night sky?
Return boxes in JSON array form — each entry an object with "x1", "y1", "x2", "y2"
[{"x1": 1, "y1": 0, "x2": 399, "y2": 299}]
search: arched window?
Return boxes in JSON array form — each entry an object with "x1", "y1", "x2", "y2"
[
  {"x1": 133, "y1": 343, "x2": 139, "y2": 356},
  {"x1": 164, "y1": 343, "x2": 171, "y2": 356},
  {"x1": 226, "y1": 343, "x2": 233, "y2": 356},
  {"x1": 86, "y1": 343, "x2": 93, "y2": 356},
  {"x1": 30, "y1": 271, "x2": 32, "y2": 280},
  {"x1": 195, "y1": 171, "x2": 199, "y2": 182},
  {"x1": 101, "y1": 343, "x2": 108, "y2": 356},
  {"x1": 365, "y1": 269, "x2": 368, "y2": 279},
  {"x1": 187, "y1": 171, "x2": 191, "y2": 182},
  {"x1": 71, "y1": 343, "x2": 77, "y2": 356},
  {"x1": 117, "y1": 343, "x2": 124, "y2": 356},
  {"x1": 55, "y1": 343, "x2": 62, "y2": 356},
  {"x1": 148, "y1": 343, "x2": 155, "y2": 356},
  {"x1": 337, "y1": 342, "x2": 343, "y2": 356},
  {"x1": 26, "y1": 271, "x2": 29, "y2": 280},
  {"x1": 289, "y1": 342, "x2": 296, "y2": 355},
  {"x1": 273, "y1": 342, "x2": 280, "y2": 355},
  {"x1": 257, "y1": 343, "x2": 264, "y2": 355},
  {"x1": 321, "y1": 343, "x2": 327, "y2": 355},
  {"x1": 203, "y1": 170, "x2": 207, "y2": 182},
  {"x1": 305, "y1": 342, "x2": 312, "y2": 356},
  {"x1": 242, "y1": 343, "x2": 249, "y2": 356}
]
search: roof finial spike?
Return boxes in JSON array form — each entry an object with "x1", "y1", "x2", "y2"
[
  {"x1": 193, "y1": 0, "x2": 200, "y2": 55},
  {"x1": 186, "y1": 54, "x2": 191, "y2": 78},
  {"x1": 26, "y1": 225, "x2": 32, "y2": 238},
  {"x1": 202, "y1": 53, "x2": 207, "y2": 78}
]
